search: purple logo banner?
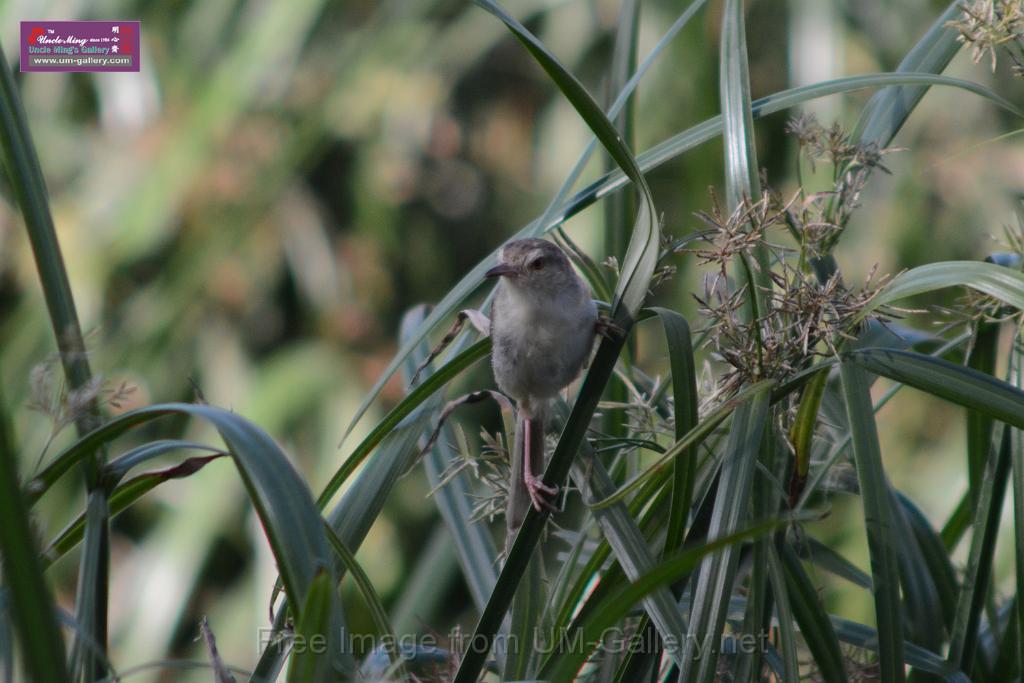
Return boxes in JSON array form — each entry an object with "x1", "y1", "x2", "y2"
[{"x1": 21, "y1": 20, "x2": 140, "y2": 73}]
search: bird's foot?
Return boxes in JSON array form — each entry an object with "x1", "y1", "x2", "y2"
[
  {"x1": 523, "y1": 472, "x2": 559, "y2": 513},
  {"x1": 595, "y1": 315, "x2": 627, "y2": 341}
]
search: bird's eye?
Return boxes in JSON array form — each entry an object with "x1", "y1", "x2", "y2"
[{"x1": 529, "y1": 258, "x2": 545, "y2": 271}]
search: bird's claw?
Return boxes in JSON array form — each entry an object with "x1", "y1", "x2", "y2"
[
  {"x1": 524, "y1": 473, "x2": 559, "y2": 513},
  {"x1": 595, "y1": 315, "x2": 627, "y2": 341}
]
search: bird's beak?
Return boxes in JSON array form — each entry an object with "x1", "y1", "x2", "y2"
[{"x1": 485, "y1": 263, "x2": 519, "y2": 279}]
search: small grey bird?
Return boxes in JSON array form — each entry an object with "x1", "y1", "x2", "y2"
[{"x1": 486, "y1": 238, "x2": 600, "y2": 512}]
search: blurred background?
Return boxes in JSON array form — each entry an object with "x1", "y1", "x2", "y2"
[{"x1": 0, "y1": 0, "x2": 1021, "y2": 679}]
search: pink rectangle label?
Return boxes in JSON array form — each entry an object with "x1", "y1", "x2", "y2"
[{"x1": 21, "y1": 20, "x2": 140, "y2": 73}]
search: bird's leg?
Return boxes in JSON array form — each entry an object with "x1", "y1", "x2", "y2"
[
  {"x1": 595, "y1": 314, "x2": 626, "y2": 340},
  {"x1": 410, "y1": 308, "x2": 491, "y2": 385},
  {"x1": 522, "y1": 414, "x2": 558, "y2": 513}
]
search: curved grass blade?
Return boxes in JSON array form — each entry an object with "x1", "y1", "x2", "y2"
[
  {"x1": 853, "y1": 2, "x2": 964, "y2": 147},
  {"x1": 680, "y1": 388, "x2": 772, "y2": 682},
  {"x1": 864, "y1": 261, "x2": 1024, "y2": 321},
  {"x1": 0, "y1": 371, "x2": 68, "y2": 681},
  {"x1": 42, "y1": 453, "x2": 227, "y2": 568},
  {"x1": 27, "y1": 440, "x2": 224, "y2": 504},
  {"x1": 25, "y1": 402, "x2": 349, "y2": 673},
  {"x1": 321, "y1": 523, "x2": 401, "y2": 674},
  {"x1": 546, "y1": 520, "x2": 779, "y2": 683},
  {"x1": 840, "y1": 360, "x2": 905, "y2": 682},
  {"x1": 257, "y1": 309, "x2": 451, "y2": 676},
  {"x1": 846, "y1": 348, "x2": 1024, "y2": 430}
]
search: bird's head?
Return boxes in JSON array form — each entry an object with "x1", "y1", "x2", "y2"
[{"x1": 485, "y1": 239, "x2": 578, "y2": 294}]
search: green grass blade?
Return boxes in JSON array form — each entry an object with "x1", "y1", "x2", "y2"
[
  {"x1": 0, "y1": 369, "x2": 68, "y2": 681},
  {"x1": 766, "y1": 543, "x2": 800, "y2": 683},
  {"x1": 286, "y1": 570, "x2": 335, "y2": 683},
  {"x1": 853, "y1": 2, "x2": 964, "y2": 147},
  {"x1": 864, "y1": 261, "x2": 1024, "y2": 322},
  {"x1": 889, "y1": 486, "x2": 945, "y2": 653},
  {"x1": 966, "y1": 320, "x2": 1000, "y2": 505},
  {"x1": 0, "y1": 37, "x2": 111, "y2": 680},
  {"x1": 781, "y1": 541, "x2": 848, "y2": 683},
  {"x1": 0, "y1": 44, "x2": 101, "y2": 469},
  {"x1": 720, "y1": 0, "x2": 761, "y2": 210},
  {"x1": 546, "y1": 520, "x2": 779, "y2": 682},
  {"x1": 321, "y1": 523, "x2": 401, "y2": 673},
  {"x1": 1012, "y1": 335, "x2": 1024, "y2": 679},
  {"x1": 29, "y1": 401, "x2": 350, "y2": 675},
  {"x1": 847, "y1": 348, "x2": 1024, "y2": 429},
  {"x1": 605, "y1": 0, "x2": 639, "y2": 262},
  {"x1": 840, "y1": 360, "x2": 905, "y2": 682},
  {"x1": 797, "y1": 536, "x2": 872, "y2": 589},
  {"x1": 42, "y1": 454, "x2": 226, "y2": 568},
  {"x1": 896, "y1": 492, "x2": 959, "y2": 631},
  {"x1": 649, "y1": 308, "x2": 699, "y2": 552},
  {"x1": 680, "y1": 388, "x2": 771, "y2": 683},
  {"x1": 948, "y1": 426, "x2": 1012, "y2": 675},
  {"x1": 28, "y1": 440, "x2": 224, "y2": 505},
  {"x1": 719, "y1": 0, "x2": 770, "y2": 372},
  {"x1": 569, "y1": 444, "x2": 689, "y2": 665},
  {"x1": 68, "y1": 492, "x2": 110, "y2": 681}
]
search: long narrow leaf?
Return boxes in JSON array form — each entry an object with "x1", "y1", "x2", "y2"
[
  {"x1": 680, "y1": 389, "x2": 771, "y2": 683},
  {"x1": 840, "y1": 360, "x2": 905, "y2": 681},
  {"x1": 0, "y1": 369, "x2": 68, "y2": 681},
  {"x1": 847, "y1": 348, "x2": 1024, "y2": 430},
  {"x1": 853, "y1": 2, "x2": 964, "y2": 147}
]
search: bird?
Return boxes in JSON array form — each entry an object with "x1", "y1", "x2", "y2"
[{"x1": 485, "y1": 238, "x2": 601, "y2": 514}]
